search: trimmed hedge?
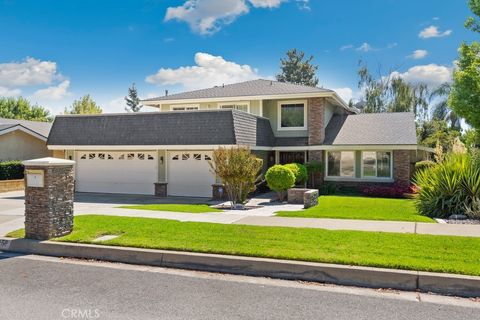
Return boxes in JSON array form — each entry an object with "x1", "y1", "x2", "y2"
[
  {"x1": 284, "y1": 163, "x2": 308, "y2": 185},
  {"x1": 0, "y1": 160, "x2": 24, "y2": 180}
]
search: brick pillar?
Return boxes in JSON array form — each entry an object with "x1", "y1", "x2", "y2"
[
  {"x1": 23, "y1": 157, "x2": 75, "y2": 240},
  {"x1": 307, "y1": 97, "x2": 326, "y2": 145},
  {"x1": 393, "y1": 150, "x2": 411, "y2": 186}
]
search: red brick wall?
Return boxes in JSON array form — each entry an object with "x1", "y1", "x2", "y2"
[
  {"x1": 393, "y1": 150, "x2": 412, "y2": 186},
  {"x1": 307, "y1": 97, "x2": 325, "y2": 145}
]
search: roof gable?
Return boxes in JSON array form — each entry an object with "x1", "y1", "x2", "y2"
[{"x1": 0, "y1": 118, "x2": 52, "y2": 139}]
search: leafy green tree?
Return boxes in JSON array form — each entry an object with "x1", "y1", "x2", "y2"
[
  {"x1": 357, "y1": 63, "x2": 429, "y2": 119},
  {"x1": 463, "y1": 129, "x2": 480, "y2": 149},
  {"x1": 125, "y1": 83, "x2": 142, "y2": 112},
  {"x1": 0, "y1": 97, "x2": 51, "y2": 121},
  {"x1": 430, "y1": 83, "x2": 461, "y2": 130},
  {"x1": 417, "y1": 119, "x2": 461, "y2": 152},
  {"x1": 276, "y1": 49, "x2": 319, "y2": 87},
  {"x1": 449, "y1": 0, "x2": 480, "y2": 130},
  {"x1": 64, "y1": 95, "x2": 102, "y2": 114}
]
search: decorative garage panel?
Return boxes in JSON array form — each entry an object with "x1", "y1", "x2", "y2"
[
  {"x1": 75, "y1": 151, "x2": 157, "y2": 195},
  {"x1": 167, "y1": 151, "x2": 215, "y2": 197}
]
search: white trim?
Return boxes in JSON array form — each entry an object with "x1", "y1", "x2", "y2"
[
  {"x1": 170, "y1": 104, "x2": 200, "y2": 111},
  {"x1": 259, "y1": 100, "x2": 263, "y2": 117},
  {"x1": 217, "y1": 101, "x2": 250, "y2": 113},
  {"x1": 325, "y1": 150, "x2": 356, "y2": 178},
  {"x1": 325, "y1": 177, "x2": 394, "y2": 183},
  {"x1": 48, "y1": 145, "x2": 236, "y2": 150},
  {"x1": 360, "y1": 150, "x2": 393, "y2": 180},
  {"x1": 277, "y1": 100, "x2": 308, "y2": 131},
  {"x1": 0, "y1": 125, "x2": 47, "y2": 141}
]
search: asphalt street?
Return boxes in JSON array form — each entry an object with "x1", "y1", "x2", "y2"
[{"x1": 0, "y1": 253, "x2": 478, "y2": 320}]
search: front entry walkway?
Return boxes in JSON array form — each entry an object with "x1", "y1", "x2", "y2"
[{"x1": 1, "y1": 191, "x2": 480, "y2": 238}]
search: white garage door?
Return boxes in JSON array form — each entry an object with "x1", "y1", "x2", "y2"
[
  {"x1": 76, "y1": 151, "x2": 157, "y2": 195},
  {"x1": 167, "y1": 151, "x2": 215, "y2": 197}
]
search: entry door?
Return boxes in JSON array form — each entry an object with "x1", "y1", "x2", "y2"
[
  {"x1": 75, "y1": 151, "x2": 157, "y2": 195},
  {"x1": 167, "y1": 151, "x2": 215, "y2": 197}
]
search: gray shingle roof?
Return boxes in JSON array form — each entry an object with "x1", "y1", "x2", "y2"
[
  {"x1": 142, "y1": 79, "x2": 333, "y2": 102},
  {"x1": 0, "y1": 118, "x2": 52, "y2": 138},
  {"x1": 323, "y1": 112, "x2": 417, "y2": 145},
  {"x1": 48, "y1": 109, "x2": 275, "y2": 147}
]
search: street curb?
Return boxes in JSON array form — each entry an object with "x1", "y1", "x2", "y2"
[{"x1": 1, "y1": 237, "x2": 479, "y2": 298}]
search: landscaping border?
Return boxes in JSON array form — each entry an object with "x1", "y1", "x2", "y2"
[
  {"x1": 1, "y1": 237, "x2": 479, "y2": 298},
  {"x1": 0, "y1": 179, "x2": 24, "y2": 192}
]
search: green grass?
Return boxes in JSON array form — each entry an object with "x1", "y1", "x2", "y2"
[
  {"x1": 118, "y1": 204, "x2": 222, "y2": 213},
  {"x1": 8, "y1": 215, "x2": 480, "y2": 276},
  {"x1": 276, "y1": 196, "x2": 434, "y2": 222}
]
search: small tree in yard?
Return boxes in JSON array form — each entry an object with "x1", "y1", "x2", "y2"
[
  {"x1": 209, "y1": 147, "x2": 263, "y2": 209},
  {"x1": 265, "y1": 165, "x2": 296, "y2": 201}
]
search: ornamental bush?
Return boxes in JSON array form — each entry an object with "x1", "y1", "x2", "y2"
[
  {"x1": 0, "y1": 160, "x2": 24, "y2": 180},
  {"x1": 362, "y1": 183, "x2": 412, "y2": 199},
  {"x1": 284, "y1": 163, "x2": 308, "y2": 185},
  {"x1": 414, "y1": 152, "x2": 480, "y2": 218},
  {"x1": 265, "y1": 165, "x2": 295, "y2": 201}
]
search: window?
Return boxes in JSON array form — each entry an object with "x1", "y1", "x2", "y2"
[
  {"x1": 98, "y1": 153, "x2": 105, "y2": 160},
  {"x1": 172, "y1": 154, "x2": 179, "y2": 160},
  {"x1": 119, "y1": 154, "x2": 125, "y2": 160},
  {"x1": 107, "y1": 154, "x2": 114, "y2": 160},
  {"x1": 80, "y1": 154, "x2": 87, "y2": 160},
  {"x1": 182, "y1": 153, "x2": 190, "y2": 160},
  {"x1": 204, "y1": 154, "x2": 212, "y2": 161},
  {"x1": 127, "y1": 153, "x2": 135, "y2": 160},
  {"x1": 193, "y1": 153, "x2": 201, "y2": 160},
  {"x1": 362, "y1": 151, "x2": 392, "y2": 178},
  {"x1": 88, "y1": 153, "x2": 96, "y2": 160},
  {"x1": 278, "y1": 101, "x2": 306, "y2": 130},
  {"x1": 327, "y1": 151, "x2": 355, "y2": 177},
  {"x1": 148, "y1": 154, "x2": 155, "y2": 160},
  {"x1": 171, "y1": 104, "x2": 199, "y2": 111},
  {"x1": 218, "y1": 102, "x2": 249, "y2": 113},
  {"x1": 137, "y1": 153, "x2": 145, "y2": 160}
]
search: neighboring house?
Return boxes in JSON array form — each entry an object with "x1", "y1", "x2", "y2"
[
  {"x1": 48, "y1": 79, "x2": 423, "y2": 197},
  {"x1": 0, "y1": 118, "x2": 54, "y2": 161}
]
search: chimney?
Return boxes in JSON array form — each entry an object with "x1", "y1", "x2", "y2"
[{"x1": 165, "y1": 90, "x2": 168, "y2": 96}]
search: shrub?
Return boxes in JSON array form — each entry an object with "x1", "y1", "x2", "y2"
[
  {"x1": 284, "y1": 163, "x2": 308, "y2": 185},
  {"x1": 414, "y1": 160, "x2": 435, "y2": 172},
  {"x1": 320, "y1": 182, "x2": 337, "y2": 195},
  {"x1": 362, "y1": 184, "x2": 412, "y2": 198},
  {"x1": 265, "y1": 165, "x2": 295, "y2": 201},
  {"x1": 0, "y1": 160, "x2": 24, "y2": 180},
  {"x1": 305, "y1": 160, "x2": 324, "y2": 187},
  {"x1": 414, "y1": 152, "x2": 480, "y2": 218},
  {"x1": 210, "y1": 147, "x2": 263, "y2": 208}
]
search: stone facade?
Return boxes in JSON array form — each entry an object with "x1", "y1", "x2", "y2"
[
  {"x1": 154, "y1": 182, "x2": 167, "y2": 197},
  {"x1": 393, "y1": 150, "x2": 412, "y2": 186},
  {"x1": 24, "y1": 162, "x2": 75, "y2": 240},
  {"x1": 307, "y1": 97, "x2": 326, "y2": 145},
  {"x1": 303, "y1": 189, "x2": 319, "y2": 208}
]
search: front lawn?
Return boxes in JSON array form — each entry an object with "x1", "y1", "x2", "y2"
[
  {"x1": 118, "y1": 204, "x2": 221, "y2": 213},
  {"x1": 276, "y1": 196, "x2": 434, "y2": 222},
  {"x1": 8, "y1": 215, "x2": 480, "y2": 276}
]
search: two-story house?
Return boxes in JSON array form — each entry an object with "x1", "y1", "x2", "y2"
[{"x1": 47, "y1": 79, "x2": 422, "y2": 197}]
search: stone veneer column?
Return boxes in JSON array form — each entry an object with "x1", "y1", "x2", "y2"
[
  {"x1": 22, "y1": 157, "x2": 75, "y2": 240},
  {"x1": 393, "y1": 150, "x2": 412, "y2": 186},
  {"x1": 307, "y1": 98, "x2": 326, "y2": 188}
]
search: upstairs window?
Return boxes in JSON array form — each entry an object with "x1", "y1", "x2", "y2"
[
  {"x1": 219, "y1": 102, "x2": 249, "y2": 113},
  {"x1": 278, "y1": 100, "x2": 306, "y2": 130}
]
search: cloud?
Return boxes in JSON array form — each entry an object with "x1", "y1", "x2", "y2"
[
  {"x1": 333, "y1": 87, "x2": 353, "y2": 102},
  {"x1": 340, "y1": 44, "x2": 354, "y2": 51},
  {"x1": 387, "y1": 42, "x2": 398, "y2": 49},
  {"x1": 356, "y1": 43, "x2": 373, "y2": 52},
  {"x1": 0, "y1": 86, "x2": 21, "y2": 97},
  {"x1": 390, "y1": 64, "x2": 452, "y2": 87},
  {"x1": 419, "y1": 25, "x2": 452, "y2": 38},
  {"x1": 145, "y1": 52, "x2": 263, "y2": 90},
  {"x1": 409, "y1": 49, "x2": 428, "y2": 59},
  {"x1": 164, "y1": 0, "x2": 304, "y2": 35},
  {"x1": 0, "y1": 57, "x2": 60, "y2": 87},
  {"x1": 32, "y1": 80, "x2": 70, "y2": 100}
]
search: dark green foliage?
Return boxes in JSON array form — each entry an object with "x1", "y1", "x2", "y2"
[
  {"x1": 276, "y1": 49, "x2": 319, "y2": 87},
  {"x1": 305, "y1": 160, "x2": 324, "y2": 187},
  {"x1": 125, "y1": 83, "x2": 142, "y2": 112},
  {"x1": 283, "y1": 163, "x2": 308, "y2": 185},
  {"x1": 0, "y1": 161, "x2": 24, "y2": 180}
]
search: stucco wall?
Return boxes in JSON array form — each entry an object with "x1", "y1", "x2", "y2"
[{"x1": 0, "y1": 130, "x2": 51, "y2": 161}]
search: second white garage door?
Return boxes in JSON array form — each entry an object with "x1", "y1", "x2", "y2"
[
  {"x1": 76, "y1": 151, "x2": 157, "y2": 195},
  {"x1": 167, "y1": 151, "x2": 215, "y2": 197}
]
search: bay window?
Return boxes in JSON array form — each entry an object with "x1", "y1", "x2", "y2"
[
  {"x1": 362, "y1": 151, "x2": 392, "y2": 178},
  {"x1": 327, "y1": 151, "x2": 355, "y2": 177},
  {"x1": 278, "y1": 100, "x2": 307, "y2": 130}
]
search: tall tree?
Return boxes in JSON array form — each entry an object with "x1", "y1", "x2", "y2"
[
  {"x1": 357, "y1": 62, "x2": 429, "y2": 119},
  {"x1": 429, "y1": 83, "x2": 461, "y2": 130},
  {"x1": 64, "y1": 95, "x2": 102, "y2": 115},
  {"x1": 276, "y1": 49, "x2": 319, "y2": 87},
  {"x1": 449, "y1": 0, "x2": 480, "y2": 130},
  {"x1": 125, "y1": 83, "x2": 142, "y2": 112},
  {"x1": 0, "y1": 96, "x2": 51, "y2": 121}
]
